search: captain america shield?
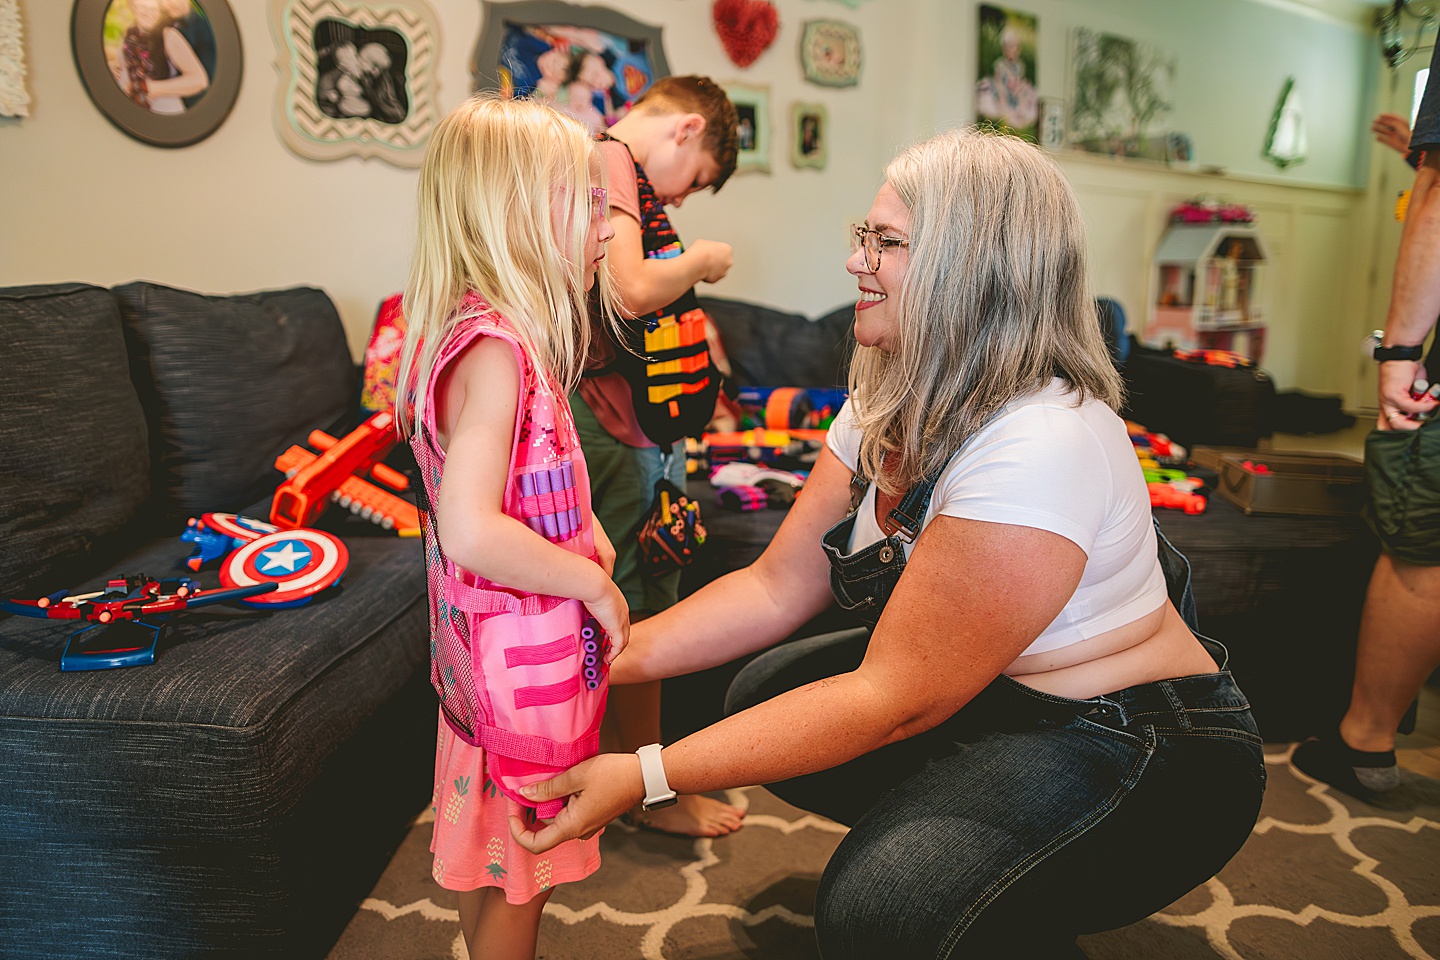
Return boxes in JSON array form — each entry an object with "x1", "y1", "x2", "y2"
[
  {"x1": 201, "y1": 512, "x2": 278, "y2": 542},
  {"x1": 219, "y1": 529, "x2": 348, "y2": 607}
]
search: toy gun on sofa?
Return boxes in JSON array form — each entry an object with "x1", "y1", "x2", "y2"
[
  {"x1": 271, "y1": 410, "x2": 420, "y2": 536},
  {"x1": 3, "y1": 575, "x2": 277, "y2": 624}
]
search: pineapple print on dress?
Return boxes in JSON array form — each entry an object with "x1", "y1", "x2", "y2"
[
  {"x1": 534, "y1": 860, "x2": 553, "y2": 893},
  {"x1": 443, "y1": 775, "x2": 470, "y2": 825},
  {"x1": 485, "y1": 836, "x2": 508, "y2": 881}
]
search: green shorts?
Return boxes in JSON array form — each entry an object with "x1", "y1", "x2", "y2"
[
  {"x1": 1365, "y1": 420, "x2": 1440, "y2": 566},
  {"x1": 571, "y1": 393, "x2": 687, "y2": 614}
]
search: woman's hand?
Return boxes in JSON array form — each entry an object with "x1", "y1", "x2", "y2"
[{"x1": 508, "y1": 752, "x2": 646, "y2": 854}]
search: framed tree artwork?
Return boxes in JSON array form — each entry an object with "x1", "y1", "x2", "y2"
[
  {"x1": 790, "y1": 101, "x2": 826, "y2": 170},
  {"x1": 723, "y1": 81, "x2": 770, "y2": 174},
  {"x1": 270, "y1": 0, "x2": 441, "y2": 167},
  {"x1": 471, "y1": 0, "x2": 669, "y2": 136},
  {"x1": 71, "y1": 0, "x2": 242, "y2": 147}
]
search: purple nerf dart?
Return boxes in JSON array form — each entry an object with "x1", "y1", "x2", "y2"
[
  {"x1": 549, "y1": 466, "x2": 572, "y2": 539},
  {"x1": 518, "y1": 472, "x2": 546, "y2": 536},
  {"x1": 562, "y1": 461, "x2": 581, "y2": 533},
  {"x1": 533, "y1": 468, "x2": 559, "y2": 540}
]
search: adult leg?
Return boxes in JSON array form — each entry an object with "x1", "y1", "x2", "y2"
[
  {"x1": 811, "y1": 705, "x2": 1263, "y2": 959},
  {"x1": 1342, "y1": 554, "x2": 1440, "y2": 752},
  {"x1": 1295, "y1": 554, "x2": 1440, "y2": 797}
]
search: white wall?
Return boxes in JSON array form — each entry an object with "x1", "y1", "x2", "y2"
[{"x1": 0, "y1": 0, "x2": 1387, "y2": 408}]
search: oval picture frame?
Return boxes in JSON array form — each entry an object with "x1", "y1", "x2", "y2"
[{"x1": 71, "y1": 0, "x2": 243, "y2": 148}]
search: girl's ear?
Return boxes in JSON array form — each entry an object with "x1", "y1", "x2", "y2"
[{"x1": 677, "y1": 113, "x2": 707, "y2": 144}]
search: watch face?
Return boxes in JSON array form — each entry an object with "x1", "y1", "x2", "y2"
[{"x1": 642, "y1": 794, "x2": 679, "y2": 812}]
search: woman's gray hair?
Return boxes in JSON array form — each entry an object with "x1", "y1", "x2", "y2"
[{"x1": 848, "y1": 126, "x2": 1123, "y2": 494}]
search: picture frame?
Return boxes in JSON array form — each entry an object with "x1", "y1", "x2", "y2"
[
  {"x1": 1038, "y1": 97, "x2": 1066, "y2": 151},
  {"x1": 723, "y1": 81, "x2": 770, "y2": 174},
  {"x1": 799, "y1": 19, "x2": 860, "y2": 88},
  {"x1": 71, "y1": 0, "x2": 242, "y2": 148},
  {"x1": 790, "y1": 101, "x2": 827, "y2": 170},
  {"x1": 975, "y1": 3, "x2": 1038, "y2": 141},
  {"x1": 471, "y1": 0, "x2": 669, "y2": 135},
  {"x1": 270, "y1": 0, "x2": 441, "y2": 168}
]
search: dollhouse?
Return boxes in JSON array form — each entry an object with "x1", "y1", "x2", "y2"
[{"x1": 1147, "y1": 222, "x2": 1268, "y2": 362}]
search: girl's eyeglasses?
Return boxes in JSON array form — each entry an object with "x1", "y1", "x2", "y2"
[
  {"x1": 590, "y1": 187, "x2": 608, "y2": 223},
  {"x1": 851, "y1": 224, "x2": 910, "y2": 273}
]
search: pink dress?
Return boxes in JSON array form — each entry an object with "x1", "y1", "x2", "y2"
[{"x1": 409, "y1": 296, "x2": 606, "y2": 901}]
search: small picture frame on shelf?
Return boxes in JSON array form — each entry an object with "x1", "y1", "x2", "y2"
[
  {"x1": 790, "y1": 101, "x2": 827, "y2": 170},
  {"x1": 723, "y1": 81, "x2": 770, "y2": 174},
  {"x1": 1038, "y1": 97, "x2": 1066, "y2": 151},
  {"x1": 71, "y1": 0, "x2": 243, "y2": 147}
]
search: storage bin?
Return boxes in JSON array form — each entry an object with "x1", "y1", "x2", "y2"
[{"x1": 1217, "y1": 452, "x2": 1365, "y2": 516}]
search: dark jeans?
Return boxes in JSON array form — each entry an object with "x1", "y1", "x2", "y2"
[{"x1": 725, "y1": 632, "x2": 1265, "y2": 959}]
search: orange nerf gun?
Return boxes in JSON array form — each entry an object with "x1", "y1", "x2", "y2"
[
  {"x1": 271, "y1": 411, "x2": 420, "y2": 536},
  {"x1": 1148, "y1": 481, "x2": 1207, "y2": 515}
]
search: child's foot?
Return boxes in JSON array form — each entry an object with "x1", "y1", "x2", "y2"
[
  {"x1": 1292, "y1": 736, "x2": 1401, "y2": 800},
  {"x1": 624, "y1": 794, "x2": 745, "y2": 837}
]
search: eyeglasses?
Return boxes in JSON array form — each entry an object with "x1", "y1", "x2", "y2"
[
  {"x1": 590, "y1": 187, "x2": 608, "y2": 223},
  {"x1": 851, "y1": 224, "x2": 910, "y2": 273}
]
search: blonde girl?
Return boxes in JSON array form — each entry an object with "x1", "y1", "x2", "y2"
[{"x1": 397, "y1": 95, "x2": 623, "y2": 960}]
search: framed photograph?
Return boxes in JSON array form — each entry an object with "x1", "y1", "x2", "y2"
[
  {"x1": 472, "y1": 0, "x2": 669, "y2": 136},
  {"x1": 1068, "y1": 27, "x2": 1175, "y2": 158},
  {"x1": 800, "y1": 19, "x2": 860, "y2": 88},
  {"x1": 790, "y1": 101, "x2": 826, "y2": 170},
  {"x1": 270, "y1": 0, "x2": 441, "y2": 168},
  {"x1": 975, "y1": 3, "x2": 1038, "y2": 141},
  {"x1": 1039, "y1": 97, "x2": 1065, "y2": 151},
  {"x1": 723, "y1": 81, "x2": 770, "y2": 174},
  {"x1": 71, "y1": 0, "x2": 242, "y2": 147}
]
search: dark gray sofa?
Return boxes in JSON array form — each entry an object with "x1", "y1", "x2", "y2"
[{"x1": 0, "y1": 282, "x2": 433, "y2": 960}]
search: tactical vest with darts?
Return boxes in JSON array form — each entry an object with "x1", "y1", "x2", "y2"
[
  {"x1": 409, "y1": 296, "x2": 609, "y2": 819},
  {"x1": 589, "y1": 134, "x2": 722, "y2": 447}
]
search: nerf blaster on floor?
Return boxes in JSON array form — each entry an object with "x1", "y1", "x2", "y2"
[{"x1": 271, "y1": 411, "x2": 420, "y2": 536}]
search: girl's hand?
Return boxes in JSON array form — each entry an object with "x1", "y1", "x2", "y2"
[
  {"x1": 586, "y1": 577, "x2": 630, "y2": 662},
  {"x1": 508, "y1": 752, "x2": 646, "y2": 854}
]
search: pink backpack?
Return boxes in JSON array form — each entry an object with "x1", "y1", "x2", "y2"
[{"x1": 409, "y1": 298, "x2": 608, "y2": 818}]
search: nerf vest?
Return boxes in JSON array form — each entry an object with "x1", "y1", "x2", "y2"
[
  {"x1": 409, "y1": 297, "x2": 609, "y2": 818},
  {"x1": 589, "y1": 135, "x2": 722, "y2": 447}
]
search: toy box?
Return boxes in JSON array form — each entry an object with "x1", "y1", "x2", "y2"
[{"x1": 1216, "y1": 452, "x2": 1365, "y2": 517}]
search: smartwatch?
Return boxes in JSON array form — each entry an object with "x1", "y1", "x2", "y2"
[
  {"x1": 636, "y1": 743, "x2": 678, "y2": 812},
  {"x1": 1374, "y1": 342, "x2": 1425, "y2": 362}
]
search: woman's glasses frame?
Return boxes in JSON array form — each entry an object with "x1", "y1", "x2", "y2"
[{"x1": 851, "y1": 224, "x2": 910, "y2": 273}]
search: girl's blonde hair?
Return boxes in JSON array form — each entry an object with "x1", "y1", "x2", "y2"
[
  {"x1": 397, "y1": 95, "x2": 618, "y2": 437},
  {"x1": 849, "y1": 126, "x2": 1122, "y2": 494}
]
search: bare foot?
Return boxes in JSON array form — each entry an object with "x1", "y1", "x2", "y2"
[{"x1": 625, "y1": 794, "x2": 745, "y2": 837}]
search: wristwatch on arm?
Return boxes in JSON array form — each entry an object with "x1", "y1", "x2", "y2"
[{"x1": 636, "y1": 743, "x2": 678, "y2": 812}]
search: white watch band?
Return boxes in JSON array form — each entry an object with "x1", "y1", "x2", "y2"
[{"x1": 636, "y1": 743, "x2": 678, "y2": 811}]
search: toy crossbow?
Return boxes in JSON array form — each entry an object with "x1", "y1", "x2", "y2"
[{"x1": 3, "y1": 575, "x2": 278, "y2": 671}]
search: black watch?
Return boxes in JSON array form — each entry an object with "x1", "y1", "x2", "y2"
[{"x1": 1373, "y1": 343, "x2": 1425, "y2": 362}]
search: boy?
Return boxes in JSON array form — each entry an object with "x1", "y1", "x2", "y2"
[{"x1": 575, "y1": 76, "x2": 745, "y2": 837}]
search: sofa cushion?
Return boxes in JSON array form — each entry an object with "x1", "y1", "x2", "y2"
[
  {"x1": 113, "y1": 282, "x2": 357, "y2": 523},
  {"x1": 699, "y1": 296, "x2": 855, "y2": 389},
  {"x1": 0, "y1": 284, "x2": 151, "y2": 597},
  {"x1": 0, "y1": 529, "x2": 431, "y2": 957}
]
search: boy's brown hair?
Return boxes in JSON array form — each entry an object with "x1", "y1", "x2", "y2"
[{"x1": 633, "y1": 75, "x2": 739, "y2": 191}]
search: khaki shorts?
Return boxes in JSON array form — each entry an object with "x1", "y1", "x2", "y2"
[
  {"x1": 1365, "y1": 420, "x2": 1440, "y2": 565},
  {"x1": 570, "y1": 392, "x2": 686, "y2": 614}
]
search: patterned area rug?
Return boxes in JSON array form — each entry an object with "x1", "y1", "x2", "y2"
[{"x1": 327, "y1": 745, "x2": 1440, "y2": 960}]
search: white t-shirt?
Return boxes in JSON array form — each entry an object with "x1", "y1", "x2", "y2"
[{"x1": 825, "y1": 380, "x2": 1167, "y2": 657}]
